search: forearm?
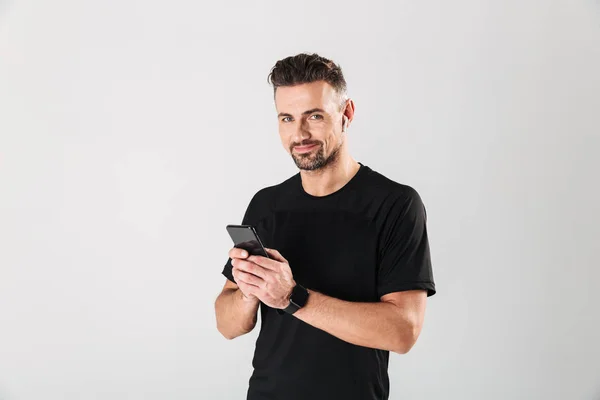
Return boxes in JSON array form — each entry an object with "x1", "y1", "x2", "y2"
[
  {"x1": 294, "y1": 291, "x2": 418, "y2": 353},
  {"x1": 215, "y1": 288, "x2": 260, "y2": 339}
]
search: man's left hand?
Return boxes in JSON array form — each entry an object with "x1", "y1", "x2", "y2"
[{"x1": 230, "y1": 248, "x2": 296, "y2": 309}]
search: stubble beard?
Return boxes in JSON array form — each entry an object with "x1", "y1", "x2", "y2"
[{"x1": 291, "y1": 141, "x2": 343, "y2": 171}]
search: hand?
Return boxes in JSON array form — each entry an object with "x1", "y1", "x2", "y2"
[
  {"x1": 230, "y1": 248, "x2": 296, "y2": 309},
  {"x1": 229, "y1": 248, "x2": 259, "y2": 303}
]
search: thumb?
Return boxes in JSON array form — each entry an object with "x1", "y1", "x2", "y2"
[{"x1": 265, "y1": 248, "x2": 287, "y2": 262}]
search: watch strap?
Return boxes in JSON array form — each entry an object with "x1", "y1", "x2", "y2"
[{"x1": 277, "y1": 284, "x2": 309, "y2": 315}]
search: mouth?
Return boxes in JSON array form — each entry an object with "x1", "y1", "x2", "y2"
[{"x1": 293, "y1": 143, "x2": 319, "y2": 154}]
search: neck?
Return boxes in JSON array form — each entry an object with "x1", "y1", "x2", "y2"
[{"x1": 299, "y1": 152, "x2": 361, "y2": 197}]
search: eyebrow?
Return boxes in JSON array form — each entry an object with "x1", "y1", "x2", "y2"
[{"x1": 277, "y1": 108, "x2": 326, "y2": 118}]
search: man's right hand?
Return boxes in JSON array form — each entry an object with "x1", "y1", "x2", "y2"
[{"x1": 229, "y1": 248, "x2": 260, "y2": 302}]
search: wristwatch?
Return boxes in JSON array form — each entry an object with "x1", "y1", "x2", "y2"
[{"x1": 277, "y1": 284, "x2": 309, "y2": 315}]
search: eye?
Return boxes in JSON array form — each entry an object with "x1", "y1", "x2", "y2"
[
  {"x1": 281, "y1": 116, "x2": 293, "y2": 123},
  {"x1": 310, "y1": 114, "x2": 323, "y2": 120}
]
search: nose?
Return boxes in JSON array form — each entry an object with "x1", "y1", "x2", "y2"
[{"x1": 292, "y1": 120, "x2": 311, "y2": 144}]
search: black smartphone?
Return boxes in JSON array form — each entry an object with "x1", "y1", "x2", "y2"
[{"x1": 226, "y1": 224, "x2": 270, "y2": 258}]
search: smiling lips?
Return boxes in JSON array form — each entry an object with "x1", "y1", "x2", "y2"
[{"x1": 294, "y1": 143, "x2": 319, "y2": 154}]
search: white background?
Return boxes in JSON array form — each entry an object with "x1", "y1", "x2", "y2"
[{"x1": 1, "y1": 1, "x2": 599, "y2": 399}]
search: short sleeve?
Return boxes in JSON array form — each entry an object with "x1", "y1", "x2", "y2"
[
  {"x1": 377, "y1": 188, "x2": 436, "y2": 298},
  {"x1": 222, "y1": 257, "x2": 236, "y2": 283},
  {"x1": 222, "y1": 192, "x2": 262, "y2": 284}
]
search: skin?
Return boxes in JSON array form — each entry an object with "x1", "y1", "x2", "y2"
[
  {"x1": 214, "y1": 81, "x2": 427, "y2": 354},
  {"x1": 277, "y1": 80, "x2": 359, "y2": 196}
]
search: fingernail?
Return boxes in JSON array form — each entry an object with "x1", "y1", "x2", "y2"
[{"x1": 241, "y1": 251, "x2": 247, "y2": 257}]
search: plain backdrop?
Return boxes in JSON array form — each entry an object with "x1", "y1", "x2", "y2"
[{"x1": 1, "y1": 1, "x2": 599, "y2": 399}]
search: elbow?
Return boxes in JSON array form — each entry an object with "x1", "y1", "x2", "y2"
[
  {"x1": 215, "y1": 316, "x2": 253, "y2": 340},
  {"x1": 392, "y1": 339, "x2": 415, "y2": 355},
  {"x1": 391, "y1": 324, "x2": 421, "y2": 355},
  {"x1": 216, "y1": 322, "x2": 231, "y2": 340},
  {"x1": 216, "y1": 323, "x2": 233, "y2": 340},
  {"x1": 215, "y1": 302, "x2": 238, "y2": 340},
  {"x1": 219, "y1": 330, "x2": 237, "y2": 340},
  {"x1": 216, "y1": 321, "x2": 241, "y2": 340}
]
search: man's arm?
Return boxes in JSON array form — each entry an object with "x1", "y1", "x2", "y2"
[
  {"x1": 232, "y1": 249, "x2": 428, "y2": 354},
  {"x1": 293, "y1": 289, "x2": 427, "y2": 354},
  {"x1": 214, "y1": 279, "x2": 260, "y2": 340}
]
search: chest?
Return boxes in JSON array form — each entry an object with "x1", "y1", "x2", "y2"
[{"x1": 257, "y1": 209, "x2": 380, "y2": 302}]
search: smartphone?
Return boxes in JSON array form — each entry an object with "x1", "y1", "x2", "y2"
[{"x1": 226, "y1": 224, "x2": 270, "y2": 258}]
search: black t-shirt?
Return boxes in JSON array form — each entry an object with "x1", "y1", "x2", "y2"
[{"x1": 222, "y1": 163, "x2": 436, "y2": 400}]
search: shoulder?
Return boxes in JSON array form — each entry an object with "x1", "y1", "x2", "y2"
[
  {"x1": 358, "y1": 165, "x2": 429, "y2": 227},
  {"x1": 361, "y1": 167, "x2": 430, "y2": 240},
  {"x1": 361, "y1": 165, "x2": 424, "y2": 206},
  {"x1": 247, "y1": 173, "x2": 298, "y2": 210},
  {"x1": 242, "y1": 174, "x2": 297, "y2": 226}
]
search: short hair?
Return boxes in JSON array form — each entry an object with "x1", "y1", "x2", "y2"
[{"x1": 267, "y1": 53, "x2": 348, "y2": 108}]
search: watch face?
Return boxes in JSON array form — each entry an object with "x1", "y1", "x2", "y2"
[{"x1": 291, "y1": 285, "x2": 309, "y2": 307}]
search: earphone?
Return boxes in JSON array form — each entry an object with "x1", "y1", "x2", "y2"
[{"x1": 342, "y1": 117, "x2": 348, "y2": 132}]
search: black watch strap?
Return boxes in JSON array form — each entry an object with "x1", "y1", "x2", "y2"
[{"x1": 277, "y1": 284, "x2": 309, "y2": 315}]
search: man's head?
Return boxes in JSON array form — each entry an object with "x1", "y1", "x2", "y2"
[{"x1": 267, "y1": 53, "x2": 355, "y2": 171}]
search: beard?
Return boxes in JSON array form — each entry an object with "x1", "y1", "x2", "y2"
[{"x1": 290, "y1": 140, "x2": 343, "y2": 171}]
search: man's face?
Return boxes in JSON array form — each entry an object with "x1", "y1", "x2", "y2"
[{"x1": 275, "y1": 81, "x2": 347, "y2": 171}]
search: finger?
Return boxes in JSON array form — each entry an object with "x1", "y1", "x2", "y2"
[
  {"x1": 247, "y1": 255, "x2": 281, "y2": 271},
  {"x1": 229, "y1": 247, "x2": 249, "y2": 260},
  {"x1": 235, "y1": 270, "x2": 264, "y2": 287},
  {"x1": 232, "y1": 267, "x2": 260, "y2": 287},
  {"x1": 264, "y1": 248, "x2": 287, "y2": 263},
  {"x1": 234, "y1": 260, "x2": 269, "y2": 279},
  {"x1": 231, "y1": 266, "x2": 241, "y2": 284}
]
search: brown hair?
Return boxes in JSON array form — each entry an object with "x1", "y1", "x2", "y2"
[{"x1": 267, "y1": 53, "x2": 348, "y2": 108}]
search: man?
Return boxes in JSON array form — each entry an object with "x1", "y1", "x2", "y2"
[{"x1": 214, "y1": 53, "x2": 436, "y2": 400}]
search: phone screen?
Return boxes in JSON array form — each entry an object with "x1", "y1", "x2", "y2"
[{"x1": 226, "y1": 225, "x2": 270, "y2": 258}]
